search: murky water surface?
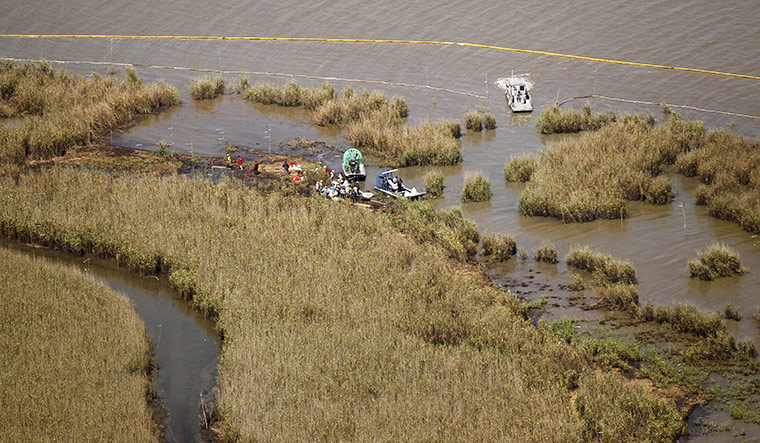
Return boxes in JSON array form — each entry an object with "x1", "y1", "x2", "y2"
[
  {"x1": 1, "y1": 1, "x2": 759, "y2": 439},
  {"x1": 0, "y1": 240, "x2": 219, "y2": 443}
]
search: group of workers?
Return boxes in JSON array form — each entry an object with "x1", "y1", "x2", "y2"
[
  {"x1": 226, "y1": 153, "x2": 259, "y2": 174},
  {"x1": 315, "y1": 173, "x2": 364, "y2": 201}
]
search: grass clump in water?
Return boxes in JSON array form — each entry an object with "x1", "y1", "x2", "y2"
[
  {"x1": 566, "y1": 246, "x2": 637, "y2": 285},
  {"x1": 504, "y1": 154, "x2": 537, "y2": 182},
  {"x1": 423, "y1": 169, "x2": 444, "y2": 198},
  {"x1": 536, "y1": 104, "x2": 611, "y2": 135},
  {"x1": 688, "y1": 242, "x2": 746, "y2": 281},
  {"x1": 189, "y1": 75, "x2": 225, "y2": 100},
  {"x1": 0, "y1": 248, "x2": 158, "y2": 441},
  {"x1": 464, "y1": 110, "x2": 496, "y2": 132},
  {"x1": 461, "y1": 171, "x2": 491, "y2": 202},
  {"x1": 480, "y1": 232, "x2": 517, "y2": 261},
  {"x1": 723, "y1": 303, "x2": 742, "y2": 321},
  {"x1": 533, "y1": 242, "x2": 558, "y2": 264}
]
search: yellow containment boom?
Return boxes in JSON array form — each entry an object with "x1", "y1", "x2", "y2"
[{"x1": 1, "y1": 34, "x2": 759, "y2": 81}]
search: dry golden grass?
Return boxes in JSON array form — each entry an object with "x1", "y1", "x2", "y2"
[
  {"x1": 0, "y1": 247, "x2": 158, "y2": 442},
  {"x1": 0, "y1": 167, "x2": 682, "y2": 441},
  {"x1": 0, "y1": 61, "x2": 180, "y2": 165}
]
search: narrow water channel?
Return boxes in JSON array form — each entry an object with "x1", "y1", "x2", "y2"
[{"x1": 0, "y1": 239, "x2": 219, "y2": 443}]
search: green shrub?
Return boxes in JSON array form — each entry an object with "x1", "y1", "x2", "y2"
[
  {"x1": 480, "y1": 232, "x2": 517, "y2": 261},
  {"x1": 534, "y1": 242, "x2": 558, "y2": 264},
  {"x1": 461, "y1": 171, "x2": 491, "y2": 202},
  {"x1": 504, "y1": 154, "x2": 537, "y2": 182},
  {"x1": 688, "y1": 242, "x2": 746, "y2": 280},
  {"x1": 423, "y1": 169, "x2": 444, "y2": 198}
]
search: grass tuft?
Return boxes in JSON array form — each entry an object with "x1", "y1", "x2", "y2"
[
  {"x1": 640, "y1": 302, "x2": 725, "y2": 337},
  {"x1": 688, "y1": 242, "x2": 746, "y2": 281},
  {"x1": 480, "y1": 232, "x2": 517, "y2": 261},
  {"x1": 461, "y1": 171, "x2": 491, "y2": 202},
  {"x1": 533, "y1": 242, "x2": 558, "y2": 264},
  {"x1": 423, "y1": 169, "x2": 444, "y2": 198},
  {"x1": 464, "y1": 110, "x2": 496, "y2": 132},
  {"x1": 723, "y1": 303, "x2": 742, "y2": 321},
  {"x1": 189, "y1": 75, "x2": 225, "y2": 100},
  {"x1": 566, "y1": 246, "x2": 637, "y2": 285},
  {"x1": 504, "y1": 154, "x2": 537, "y2": 182}
]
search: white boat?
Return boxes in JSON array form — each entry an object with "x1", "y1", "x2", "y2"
[
  {"x1": 374, "y1": 169, "x2": 425, "y2": 200},
  {"x1": 504, "y1": 77, "x2": 533, "y2": 112}
]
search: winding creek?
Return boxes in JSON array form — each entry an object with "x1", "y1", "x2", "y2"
[{"x1": 0, "y1": 239, "x2": 219, "y2": 443}]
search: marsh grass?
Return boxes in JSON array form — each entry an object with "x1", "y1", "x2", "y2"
[
  {"x1": 464, "y1": 110, "x2": 496, "y2": 132},
  {"x1": 640, "y1": 302, "x2": 725, "y2": 337},
  {"x1": 674, "y1": 129, "x2": 760, "y2": 233},
  {"x1": 533, "y1": 242, "x2": 558, "y2": 264},
  {"x1": 480, "y1": 232, "x2": 517, "y2": 261},
  {"x1": 504, "y1": 154, "x2": 537, "y2": 182},
  {"x1": 423, "y1": 169, "x2": 444, "y2": 198},
  {"x1": 595, "y1": 283, "x2": 639, "y2": 312},
  {"x1": 0, "y1": 61, "x2": 180, "y2": 166},
  {"x1": 518, "y1": 110, "x2": 715, "y2": 223},
  {"x1": 0, "y1": 167, "x2": 683, "y2": 440},
  {"x1": 566, "y1": 246, "x2": 637, "y2": 285},
  {"x1": 688, "y1": 242, "x2": 746, "y2": 281},
  {"x1": 189, "y1": 75, "x2": 225, "y2": 99},
  {"x1": 240, "y1": 80, "x2": 459, "y2": 167},
  {"x1": 723, "y1": 303, "x2": 742, "y2": 321},
  {"x1": 0, "y1": 247, "x2": 158, "y2": 442},
  {"x1": 461, "y1": 171, "x2": 491, "y2": 202},
  {"x1": 536, "y1": 104, "x2": 611, "y2": 135}
]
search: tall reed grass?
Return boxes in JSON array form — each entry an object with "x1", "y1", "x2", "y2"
[
  {"x1": 189, "y1": 75, "x2": 225, "y2": 99},
  {"x1": 504, "y1": 154, "x2": 537, "y2": 182},
  {"x1": 0, "y1": 61, "x2": 180, "y2": 166},
  {"x1": 533, "y1": 242, "x2": 558, "y2": 264},
  {"x1": 0, "y1": 167, "x2": 682, "y2": 440},
  {"x1": 464, "y1": 110, "x2": 496, "y2": 131},
  {"x1": 0, "y1": 247, "x2": 158, "y2": 442},
  {"x1": 687, "y1": 242, "x2": 746, "y2": 281},
  {"x1": 639, "y1": 302, "x2": 725, "y2": 337}
]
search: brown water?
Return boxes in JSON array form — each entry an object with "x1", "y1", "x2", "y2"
[
  {"x1": 2, "y1": 0, "x2": 759, "y2": 439},
  {"x1": 0, "y1": 239, "x2": 219, "y2": 443}
]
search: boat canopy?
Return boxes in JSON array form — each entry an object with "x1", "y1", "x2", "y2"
[
  {"x1": 376, "y1": 168, "x2": 394, "y2": 189},
  {"x1": 343, "y1": 148, "x2": 363, "y2": 170}
]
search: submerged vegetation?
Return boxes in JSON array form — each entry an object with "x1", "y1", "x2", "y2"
[
  {"x1": 688, "y1": 242, "x2": 746, "y2": 281},
  {"x1": 0, "y1": 61, "x2": 180, "y2": 166},
  {"x1": 0, "y1": 167, "x2": 686, "y2": 440},
  {"x1": 0, "y1": 247, "x2": 158, "y2": 442},
  {"x1": 189, "y1": 75, "x2": 225, "y2": 99},
  {"x1": 239, "y1": 80, "x2": 462, "y2": 167},
  {"x1": 461, "y1": 171, "x2": 491, "y2": 202}
]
